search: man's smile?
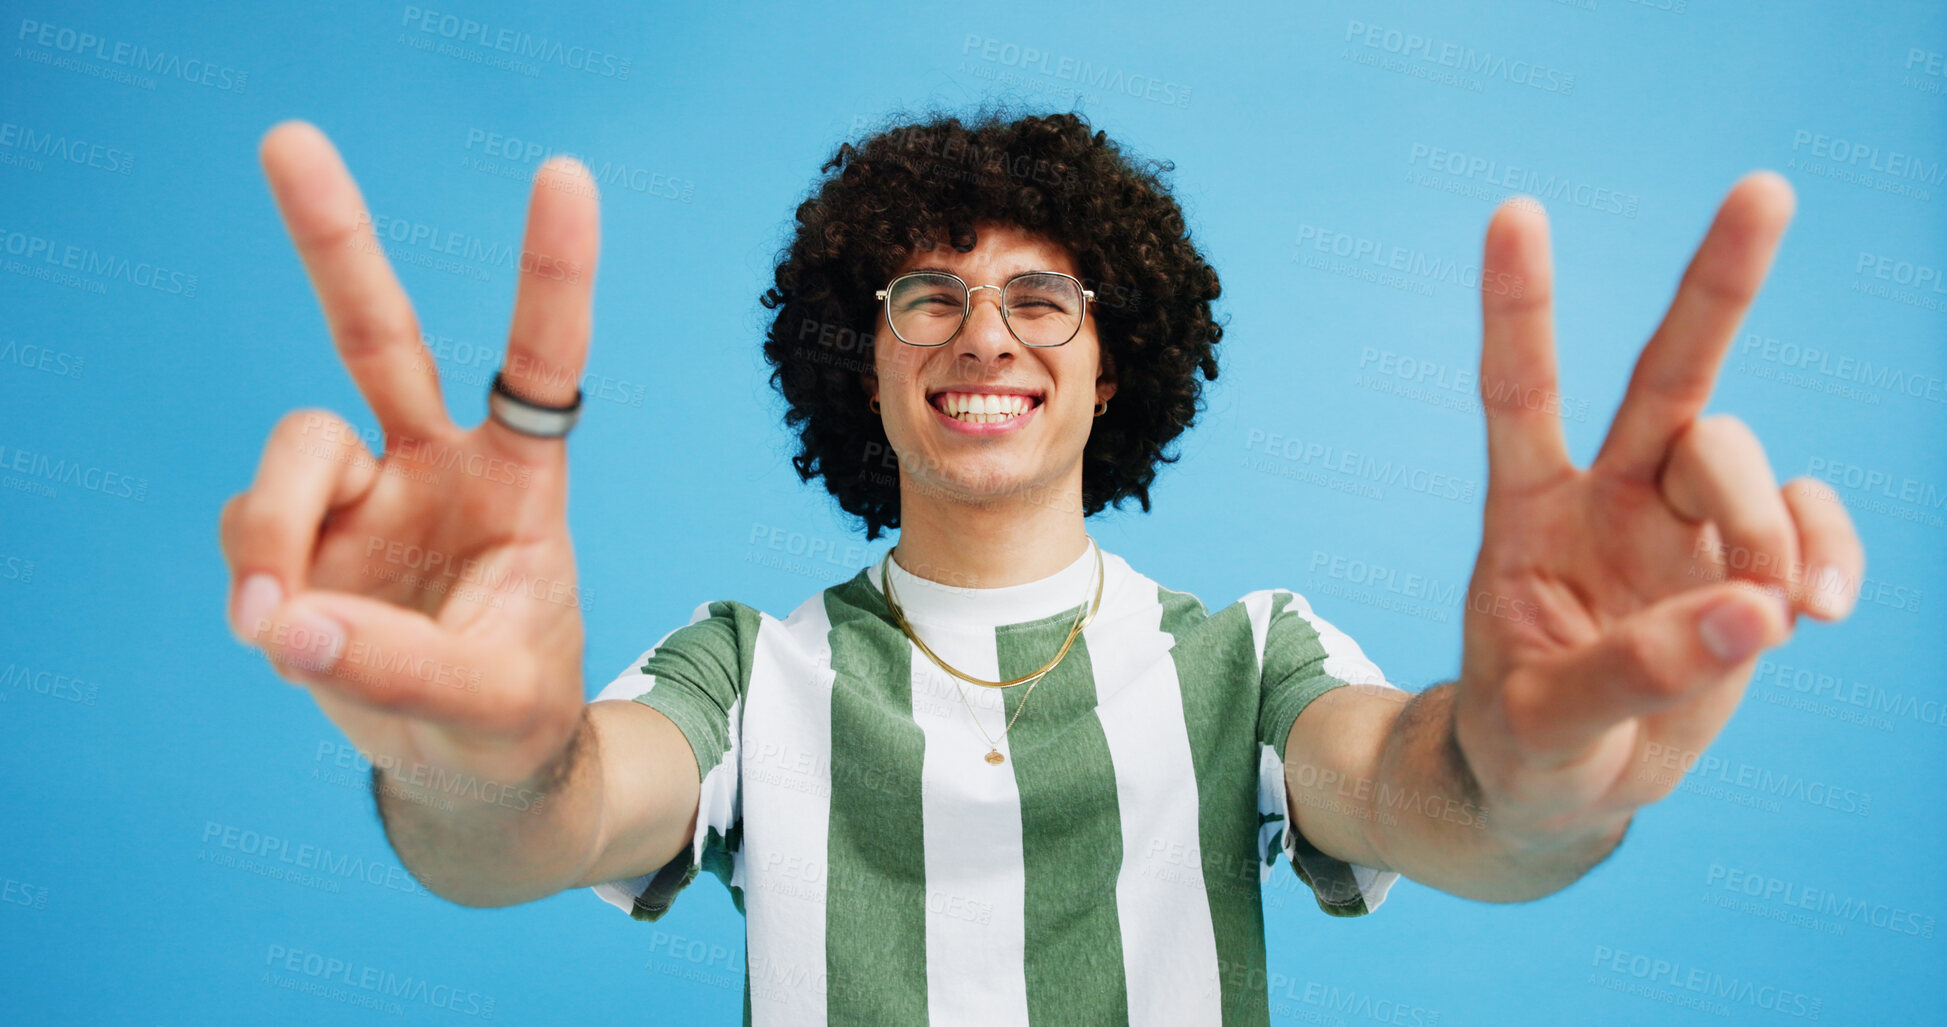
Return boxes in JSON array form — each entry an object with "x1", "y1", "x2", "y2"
[
  {"x1": 925, "y1": 387, "x2": 1046, "y2": 429},
  {"x1": 924, "y1": 387, "x2": 1045, "y2": 433}
]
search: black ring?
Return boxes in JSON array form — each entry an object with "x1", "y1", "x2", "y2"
[
  {"x1": 488, "y1": 371, "x2": 584, "y2": 438},
  {"x1": 491, "y1": 371, "x2": 582, "y2": 413}
]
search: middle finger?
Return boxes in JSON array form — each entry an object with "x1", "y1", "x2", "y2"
[{"x1": 1593, "y1": 172, "x2": 1795, "y2": 482}]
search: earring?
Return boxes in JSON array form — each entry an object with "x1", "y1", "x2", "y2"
[
  {"x1": 1093, "y1": 399, "x2": 1108, "y2": 417},
  {"x1": 869, "y1": 397, "x2": 881, "y2": 414}
]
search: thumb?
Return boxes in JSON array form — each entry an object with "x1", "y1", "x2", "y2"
[
  {"x1": 252, "y1": 589, "x2": 520, "y2": 730},
  {"x1": 1500, "y1": 583, "x2": 1794, "y2": 765}
]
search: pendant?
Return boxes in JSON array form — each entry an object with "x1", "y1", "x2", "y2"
[{"x1": 985, "y1": 750, "x2": 1005, "y2": 765}]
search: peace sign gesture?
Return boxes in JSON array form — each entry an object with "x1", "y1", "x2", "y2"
[
  {"x1": 1450, "y1": 172, "x2": 1865, "y2": 839},
  {"x1": 217, "y1": 121, "x2": 603, "y2": 794}
]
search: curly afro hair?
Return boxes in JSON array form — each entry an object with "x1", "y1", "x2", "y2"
[{"x1": 759, "y1": 103, "x2": 1224, "y2": 541}]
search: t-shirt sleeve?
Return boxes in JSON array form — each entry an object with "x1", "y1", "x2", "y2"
[
  {"x1": 1249, "y1": 588, "x2": 1405, "y2": 917},
  {"x1": 586, "y1": 600, "x2": 752, "y2": 922}
]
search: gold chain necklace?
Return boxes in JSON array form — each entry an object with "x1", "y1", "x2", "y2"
[{"x1": 879, "y1": 537, "x2": 1105, "y2": 765}]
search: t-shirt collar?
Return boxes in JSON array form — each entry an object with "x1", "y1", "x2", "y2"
[{"x1": 865, "y1": 536, "x2": 1105, "y2": 630}]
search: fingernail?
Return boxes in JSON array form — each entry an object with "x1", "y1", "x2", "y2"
[
  {"x1": 232, "y1": 573, "x2": 282, "y2": 643},
  {"x1": 1699, "y1": 596, "x2": 1767, "y2": 663},
  {"x1": 280, "y1": 607, "x2": 347, "y2": 674}
]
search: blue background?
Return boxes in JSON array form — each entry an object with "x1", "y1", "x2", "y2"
[{"x1": 3, "y1": 1, "x2": 1942, "y2": 1023}]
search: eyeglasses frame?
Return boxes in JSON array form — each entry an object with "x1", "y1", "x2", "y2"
[{"x1": 874, "y1": 269, "x2": 1096, "y2": 348}]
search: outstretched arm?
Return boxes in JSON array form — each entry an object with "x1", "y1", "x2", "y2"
[
  {"x1": 221, "y1": 122, "x2": 698, "y2": 907},
  {"x1": 1280, "y1": 173, "x2": 1864, "y2": 903},
  {"x1": 1284, "y1": 680, "x2": 1627, "y2": 902}
]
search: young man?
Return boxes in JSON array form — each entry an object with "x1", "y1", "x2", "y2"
[{"x1": 220, "y1": 110, "x2": 1863, "y2": 1025}]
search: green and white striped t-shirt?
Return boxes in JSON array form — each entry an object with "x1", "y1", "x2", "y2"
[{"x1": 590, "y1": 542, "x2": 1402, "y2": 1025}]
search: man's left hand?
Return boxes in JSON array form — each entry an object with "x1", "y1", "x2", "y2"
[{"x1": 1453, "y1": 172, "x2": 1866, "y2": 849}]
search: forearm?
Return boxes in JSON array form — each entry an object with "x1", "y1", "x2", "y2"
[
  {"x1": 1366, "y1": 682, "x2": 1631, "y2": 902},
  {"x1": 372, "y1": 708, "x2": 605, "y2": 908}
]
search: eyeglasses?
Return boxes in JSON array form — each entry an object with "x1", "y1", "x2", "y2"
[{"x1": 875, "y1": 270, "x2": 1095, "y2": 348}]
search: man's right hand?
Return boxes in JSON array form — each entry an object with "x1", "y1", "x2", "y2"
[{"x1": 218, "y1": 120, "x2": 601, "y2": 800}]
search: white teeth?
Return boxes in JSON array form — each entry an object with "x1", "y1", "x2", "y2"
[{"x1": 937, "y1": 392, "x2": 1031, "y2": 421}]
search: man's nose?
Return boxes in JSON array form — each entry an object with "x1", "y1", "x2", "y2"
[{"x1": 955, "y1": 285, "x2": 1020, "y2": 362}]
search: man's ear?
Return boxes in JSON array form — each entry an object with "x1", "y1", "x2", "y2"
[
  {"x1": 1096, "y1": 346, "x2": 1117, "y2": 402},
  {"x1": 859, "y1": 369, "x2": 878, "y2": 404}
]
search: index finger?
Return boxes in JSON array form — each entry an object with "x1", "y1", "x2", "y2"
[
  {"x1": 260, "y1": 120, "x2": 450, "y2": 442},
  {"x1": 1479, "y1": 196, "x2": 1572, "y2": 494},
  {"x1": 1593, "y1": 172, "x2": 1795, "y2": 481}
]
